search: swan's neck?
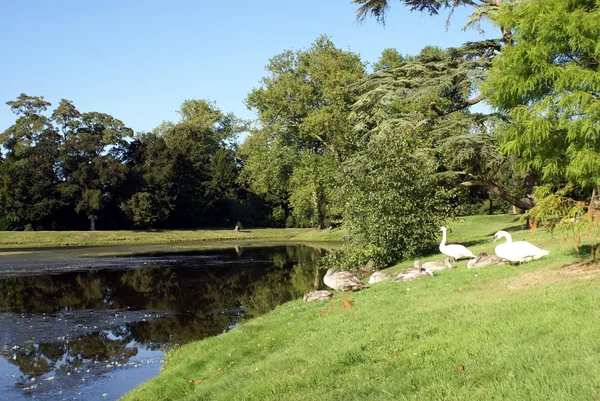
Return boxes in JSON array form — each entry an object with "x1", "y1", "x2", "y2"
[
  {"x1": 440, "y1": 229, "x2": 446, "y2": 247},
  {"x1": 502, "y1": 232, "x2": 512, "y2": 244}
]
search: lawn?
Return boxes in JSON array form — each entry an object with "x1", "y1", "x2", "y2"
[
  {"x1": 121, "y1": 215, "x2": 600, "y2": 401},
  {"x1": 0, "y1": 227, "x2": 345, "y2": 249}
]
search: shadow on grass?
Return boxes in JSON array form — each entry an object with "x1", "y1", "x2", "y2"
[{"x1": 566, "y1": 243, "x2": 600, "y2": 259}]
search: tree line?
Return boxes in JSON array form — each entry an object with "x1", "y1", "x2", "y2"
[{"x1": 2, "y1": 0, "x2": 598, "y2": 267}]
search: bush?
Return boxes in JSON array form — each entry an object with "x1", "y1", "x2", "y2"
[
  {"x1": 341, "y1": 136, "x2": 455, "y2": 267},
  {"x1": 319, "y1": 243, "x2": 387, "y2": 272}
]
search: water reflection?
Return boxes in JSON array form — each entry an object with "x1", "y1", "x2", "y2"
[{"x1": 0, "y1": 245, "x2": 326, "y2": 401}]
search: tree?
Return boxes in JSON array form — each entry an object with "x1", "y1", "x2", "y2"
[
  {"x1": 352, "y1": 43, "x2": 534, "y2": 209},
  {"x1": 56, "y1": 103, "x2": 132, "y2": 230},
  {"x1": 121, "y1": 132, "x2": 175, "y2": 228},
  {"x1": 372, "y1": 48, "x2": 406, "y2": 72},
  {"x1": 288, "y1": 153, "x2": 338, "y2": 228},
  {"x1": 134, "y1": 100, "x2": 246, "y2": 228},
  {"x1": 482, "y1": 0, "x2": 600, "y2": 223},
  {"x1": 353, "y1": 0, "x2": 502, "y2": 24},
  {"x1": 0, "y1": 94, "x2": 62, "y2": 229},
  {"x1": 243, "y1": 35, "x2": 366, "y2": 228},
  {"x1": 351, "y1": 0, "x2": 549, "y2": 211}
]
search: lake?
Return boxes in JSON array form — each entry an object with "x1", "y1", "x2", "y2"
[{"x1": 0, "y1": 243, "x2": 328, "y2": 401}]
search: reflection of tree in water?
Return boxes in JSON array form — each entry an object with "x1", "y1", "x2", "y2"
[
  {"x1": 6, "y1": 331, "x2": 136, "y2": 379},
  {"x1": 0, "y1": 245, "x2": 325, "y2": 383}
]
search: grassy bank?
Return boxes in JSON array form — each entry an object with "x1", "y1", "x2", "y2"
[
  {"x1": 0, "y1": 227, "x2": 345, "y2": 249},
  {"x1": 122, "y1": 215, "x2": 600, "y2": 401}
]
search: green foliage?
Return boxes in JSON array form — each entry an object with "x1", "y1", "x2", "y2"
[
  {"x1": 123, "y1": 132, "x2": 175, "y2": 227},
  {"x1": 484, "y1": 0, "x2": 600, "y2": 189},
  {"x1": 246, "y1": 35, "x2": 365, "y2": 160},
  {"x1": 341, "y1": 134, "x2": 454, "y2": 266},
  {"x1": 270, "y1": 206, "x2": 286, "y2": 228},
  {"x1": 238, "y1": 128, "x2": 296, "y2": 207},
  {"x1": 120, "y1": 192, "x2": 171, "y2": 229},
  {"x1": 524, "y1": 185, "x2": 600, "y2": 248},
  {"x1": 0, "y1": 94, "x2": 63, "y2": 229},
  {"x1": 131, "y1": 100, "x2": 247, "y2": 228},
  {"x1": 0, "y1": 94, "x2": 255, "y2": 230},
  {"x1": 319, "y1": 242, "x2": 386, "y2": 271},
  {"x1": 372, "y1": 48, "x2": 405, "y2": 72},
  {"x1": 284, "y1": 215, "x2": 295, "y2": 228},
  {"x1": 353, "y1": 0, "x2": 500, "y2": 26},
  {"x1": 242, "y1": 36, "x2": 366, "y2": 228},
  {"x1": 56, "y1": 108, "x2": 132, "y2": 228},
  {"x1": 288, "y1": 153, "x2": 338, "y2": 229}
]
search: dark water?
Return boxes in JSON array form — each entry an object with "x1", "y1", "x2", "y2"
[{"x1": 0, "y1": 244, "x2": 326, "y2": 401}]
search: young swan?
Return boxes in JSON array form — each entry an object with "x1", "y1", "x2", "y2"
[
  {"x1": 368, "y1": 271, "x2": 393, "y2": 284},
  {"x1": 493, "y1": 230, "x2": 550, "y2": 263},
  {"x1": 466, "y1": 253, "x2": 509, "y2": 269},
  {"x1": 324, "y1": 268, "x2": 368, "y2": 292},
  {"x1": 439, "y1": 226, "x2": 476, "y2": 261},
  {"x1": 414, "y1": 257, "x2": 453, "y2": 272},
  {"x1": 394, "y1": 266, "x2": 434, "y2": 282},
  {"x1": 303, "y1": 290, "x2": 333, "y2": 302}
]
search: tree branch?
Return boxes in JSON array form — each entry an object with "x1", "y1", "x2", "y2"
[
  {"x1": 460, "y1": 174, "x2": 535, "y2": 210},
  {"x1": 428, "y1": 94, "x2": 485, "y2": 117}
]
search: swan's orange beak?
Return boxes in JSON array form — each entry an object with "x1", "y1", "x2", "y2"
[{"x1": 493, "y1": 235, "x2": 498, "y2": 243}]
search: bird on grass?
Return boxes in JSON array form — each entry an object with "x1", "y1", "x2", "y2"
[
  {"x1": 414, "y1": 257, "x2": 453, "y2": 272},
  {"x1": 394, "y1": 266, "x2": 433, "y2": 282},
  {"x1": 303, "y1": 290, "x2": 333, "y2": 302},
  {"x1": 368, "y1": 271, "x2": 393, "y2": 284},
  {"x1": 493, "y1": 230, "x2": 550, "y2": 263},
  {"x1": 439, "y1": 226, "x2": 476, "y2": 261},
  {"x1": 467, "y1": 253, "x2": 509, "y2": 269},
  {"x1": 324, "y1": 268, "x2": 368, "y2": 292}
]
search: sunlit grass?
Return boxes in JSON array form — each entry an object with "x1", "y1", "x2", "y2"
[
  {"x1": 122, "y1": 215, "x2": 600, "y2": 401},
  {"x1": 0, "y1": 227, "x2": 347, "y2": 249}
]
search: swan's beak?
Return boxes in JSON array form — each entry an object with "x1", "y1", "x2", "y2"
[{"x1": 493, "y1": 235, "x2": 498, "y2": 243}]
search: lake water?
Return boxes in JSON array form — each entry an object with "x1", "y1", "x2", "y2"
[{"x1": 0, "y1": 243, "x2": 327, "y2": 401}]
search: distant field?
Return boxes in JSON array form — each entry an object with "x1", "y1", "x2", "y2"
[
  {"x1": 0, "y1": 227, "x2": 346, "y2": 249},
  {"x1": 122, "y1": 215, "x2": 600, "y2": 401}
]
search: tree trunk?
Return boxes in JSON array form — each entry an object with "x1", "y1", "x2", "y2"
[
  {"x1": 590, "y1": 186, "x2": 600, "y2": 221},
  {"x1": 89, "y1": 216, "x2": 96, "y2": 231},
  {"x1": 312, "y1": 187, "x2": 324, "y2": 230}
]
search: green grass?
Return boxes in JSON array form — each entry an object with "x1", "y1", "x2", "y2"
[
  {"x1": 0, "y1": 227, "x2": 346, "y2": 249},
  {"x1": 122, "y1": 215, "x2": 600, "y2": 401}
]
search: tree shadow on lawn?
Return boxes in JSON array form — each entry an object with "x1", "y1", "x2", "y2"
[{"x1": 566, "y1": 243, "x2": 600, "y2": 259}]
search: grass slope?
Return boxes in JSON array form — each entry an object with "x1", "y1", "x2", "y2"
[
  {"x1": 122, "y1": 215, "x2": 600, "y2": 401},
  {"x1": 0, "y1": 227, "x2": 345, "y2": 249}
]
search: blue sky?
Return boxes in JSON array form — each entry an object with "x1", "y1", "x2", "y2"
[{"x1": 0, "y1": 0, "x2": 496, "y2": 134}]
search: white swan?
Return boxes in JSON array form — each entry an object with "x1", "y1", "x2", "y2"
[
  {"x1": 493, "y1": 230, "x2": 550, "y2": 263},
  {"x1": 439, "y1": 226, "x2": 476, "y2": 261}
]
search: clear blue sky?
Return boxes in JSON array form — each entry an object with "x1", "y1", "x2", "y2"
[{"x1": 0, "y1": 0, "x2": 496, "y2": 134}]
